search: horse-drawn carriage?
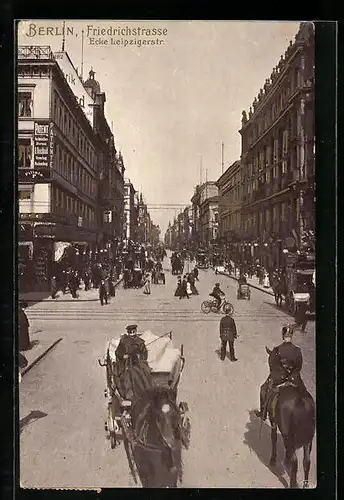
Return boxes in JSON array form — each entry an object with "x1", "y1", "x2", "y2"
[
  {"x1": 196, "y1": 251, "x2": 208, "y2": 269},
  {"x1": 237, "y1": 283, "x2": 251, "y2": 300},
  {"x1": 98, "y1": 330, "x2": 191, "y2": 487}
]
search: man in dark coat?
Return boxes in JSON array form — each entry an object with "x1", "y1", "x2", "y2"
[
  {"x1": 219, "y1": 310, "x2": 238, "y2": 361},
  {"x1": 255, "y1": 325, "x2": 307, "y2": 420},
  {"x1": 193, "y1": 267, "x2": 199, "y2": 281},
  {"x1": 210, "y1": 283, "x2": 225, "y2": 310},
  {"x1": 19, "y1": 302, "x2": 30, "y2": 351},
  {"x1": 115, "y1": 325, "x2": 153, "y2": 400}
]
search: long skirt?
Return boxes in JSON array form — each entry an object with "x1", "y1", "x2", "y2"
[{"x1": 144, "y1": 280, "x2": 151, "y2": 294}]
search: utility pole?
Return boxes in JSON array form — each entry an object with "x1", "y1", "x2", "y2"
[
  {"x1": 61, "y1": 21, "x2": 66, "y2": 51},
  {"x1": 81, "y1": 29, "x2": 84, "y2": 80}
]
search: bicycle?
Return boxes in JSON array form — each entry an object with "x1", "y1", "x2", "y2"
[{"x1": 201, "y1": 296, "x2": 234, "y2": 315}]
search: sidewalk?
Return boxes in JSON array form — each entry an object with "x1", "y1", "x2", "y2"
[
  {"x1": 19, "y1": 276, "x2": 123, "y2": 377},
  {"x1": 19, "y1": 276, "x2": 123, "y2": 306},
  {"x1": 218, "y1": 270, "x2": 274, "y2": 296}
]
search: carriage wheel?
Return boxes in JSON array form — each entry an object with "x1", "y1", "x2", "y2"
[
  {"x1": 223, "y1": 302, "x2": 234, "y2": 315},
  {"x1": 211, "y1": 301, "x2": 219, "y2": 313},
  {"x1": 201, "y1": 301, "x2": 211, "y2": 314},
  {"x1": 124, "y1": 437, "x2": 140, "y2": 485}
]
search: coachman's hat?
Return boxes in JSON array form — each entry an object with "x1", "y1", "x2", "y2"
[{"x1": 126, "y1": 324, "x2": 138, "y2": 332}]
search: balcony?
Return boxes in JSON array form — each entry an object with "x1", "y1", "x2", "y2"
[{"x1": 18, "y1": 46, "x2": 54, "y2": 60}]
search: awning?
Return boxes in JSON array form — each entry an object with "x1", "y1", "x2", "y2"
[{"x1": 54, "y1": 242, "x2": 72, "y2": 263}]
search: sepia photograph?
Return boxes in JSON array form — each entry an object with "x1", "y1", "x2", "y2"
[{"x1": 17, "y1": 20, "x2": 316, "y2": 489}]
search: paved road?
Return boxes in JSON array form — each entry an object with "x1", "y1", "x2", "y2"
[{"x1": 20, "y1": 256, "x2": 316, "y2": 488}]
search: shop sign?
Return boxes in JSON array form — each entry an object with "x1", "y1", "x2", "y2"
[
  {"x1": 34, "y1": 122, "x2": 49, "y2": 168},
  {"x1": 49, "y1": 125, "x2": 54, "y2": 168}
]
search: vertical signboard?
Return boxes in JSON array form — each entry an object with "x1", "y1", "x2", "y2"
[
  {"x1": 49, "y1": 124, "x2": 54, "y2": 169},
  {"x1": 34, "y1": 122, "x2": 49, "y2": 168}
]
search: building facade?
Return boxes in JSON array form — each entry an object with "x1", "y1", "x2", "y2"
[
  {"x1": 18, "y1": 46, "x2": 99, "y2": 290},
  {"x1": 239, "y1": 22, "x2": 315, "y2": 269},
  {"x1": 217, "y1": 160, "x2": 242, "y2": 259},
  {"x1": 18, "y1": 45, "x2": 125, "y2": 290},
  {"x1": 123, "y1": 179, "x2": 137, "y2": 245}
]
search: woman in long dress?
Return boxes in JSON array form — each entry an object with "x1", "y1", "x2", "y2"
[
  {"x1": 174, "y1": 276, "x2": 182, "y2": 297},
  {"x1": 143, "y1": 272, "x2": 151, "y2": 295}
]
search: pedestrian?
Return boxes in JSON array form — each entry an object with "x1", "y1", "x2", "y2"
[
  {"x1": 294, "y1": 301, "x2": 308, "y2": 332},
  {"x1": 19, "y1": 302, "x2": 31, "y2": 351},
  {"x1": 193, "y1": 267, "x2": 199, "y2": 281},
  {"x1": 174, "y1": 276, "x2": 182, "y2": 297},
  {"x1": 186, "y1": 280, "x2": 192, "y2": 298},
  {"x1": 51, "y1": 276, "x2": 58, "y2": 299},
  {"x1": 68, "y1": 271, "x2": 78, "y2": 298},
  {"x1": 219, "y1": 308, "x2": 238, "y2": 361},
  {"x1": 143, "y1": 272, "x2": 151, "y2": 295},
  {"x1": 179, "y1": 276, "x2": 189, "y2": 300},
  {"x1": 99, "y1": 280, "x2": 108, "y2": 306}
]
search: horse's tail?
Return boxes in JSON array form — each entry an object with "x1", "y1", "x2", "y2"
[{"x1": 288, "y1": 393, "x2": 316, "y2": 450}]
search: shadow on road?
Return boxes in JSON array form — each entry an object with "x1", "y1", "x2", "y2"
[
  {"x1": 243, "y1": 410, "x2": 289, "y2": 488},
  {"x1": 20, "y1": 410, "x2": 48, "y2": 434},
  {"x1": 263, "y1": 301, "x2": 316, "y2": 322},
  {"x1": 214, "y1": 349, "x2": 235, "y2": 361}
]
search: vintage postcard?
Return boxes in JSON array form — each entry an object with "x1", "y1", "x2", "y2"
[{"x1": 17, "y1": 20, "x2": 317, "y2": 489}]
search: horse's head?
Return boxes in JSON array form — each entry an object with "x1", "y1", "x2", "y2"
[{"x1": 149, "y1": 388, "x2": 181, "y2": 448}]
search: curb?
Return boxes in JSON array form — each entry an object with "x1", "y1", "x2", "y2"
[
  {"x1": 20, "y1": 277, "x2": 124, "y2": 303},
  {"x1": 218, "y1": 272, "x2": 274, "y2": 297},
  {"x1": 21, "y1": 338, "x2": 63, "y2": 376}
]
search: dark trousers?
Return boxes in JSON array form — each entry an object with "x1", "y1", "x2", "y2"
[{"x1": 220, "y1": 339, "x2": 235, "y2": 360}]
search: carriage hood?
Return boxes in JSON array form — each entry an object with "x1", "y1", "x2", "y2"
[{"x1": 106, "y1": 330, "x2": 181, "y2": 374}]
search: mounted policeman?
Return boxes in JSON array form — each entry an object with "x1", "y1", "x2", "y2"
[{"x1": 255, "y1": 325, "x2": 307, "y2": 421}]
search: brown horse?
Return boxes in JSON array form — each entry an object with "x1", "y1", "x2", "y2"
[{"x1": 265, "y1": 347, "x2": 316, "y2": 488}]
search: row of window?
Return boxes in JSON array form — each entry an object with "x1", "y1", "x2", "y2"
[
  {"x1": 53, "y1": 141, "x2": 96, "y2": 199},
  {"x1": 245, "y1": 66, "x2": 302, "y2": 148},
  {"x1": 52, "y1": 90, "x2": 96, "y2": 168},
  {"x1": 242, "y1": 200, "x2": 300, "y2": 233},
  {"x1": 52, "y1": 186, "x2": 96, "y2": 222}
]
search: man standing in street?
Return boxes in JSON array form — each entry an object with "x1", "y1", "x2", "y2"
[{"x1": 219, "y1": 309, "x2": 238, "y2": 361}]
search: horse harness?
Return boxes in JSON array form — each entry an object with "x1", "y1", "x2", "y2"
[{"x1": 130, "y1": 395, "x2": 182, "y2": 473}]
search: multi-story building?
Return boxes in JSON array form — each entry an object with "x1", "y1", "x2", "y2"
[
  {"x1": 217, "y1": 160, "x2": 242, "y2": 260},
  {"x1": 18, "y1": 45, "x2": 125, "y2": 290},
  {"x1": 123, "y1": 178, "x2": 137, "y2": 245},
  {"x1": 82, "y1": 67, "x2": 125, "y2": 260},
  {"x1": 239, "y1": 22, "x2": 315, "y2": 269},
  {"x1": 18, "y1": 46, "x2": 99, "y2": 290},
  {"x1": 190, "y1": 186, "x2": 201, "y2": 247},
  {"x1": 198, "y1": 181, "x2": 219, "y2": 247}
]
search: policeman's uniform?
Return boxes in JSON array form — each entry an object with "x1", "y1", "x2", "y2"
[
  {"x1": 257, "y1": 327, "x2": 306, "y2": 420},
  {"x1": 219, "y1": 313, "x2": 238, "y2": 361}
]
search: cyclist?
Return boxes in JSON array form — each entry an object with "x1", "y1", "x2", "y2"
[{"x1": 209, "y1": 283, "x2": 225, "y2": 311}]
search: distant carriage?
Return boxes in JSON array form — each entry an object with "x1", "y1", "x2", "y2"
[{"x1": 237, "y1": 283, "x2": 251, "y2": 300}]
